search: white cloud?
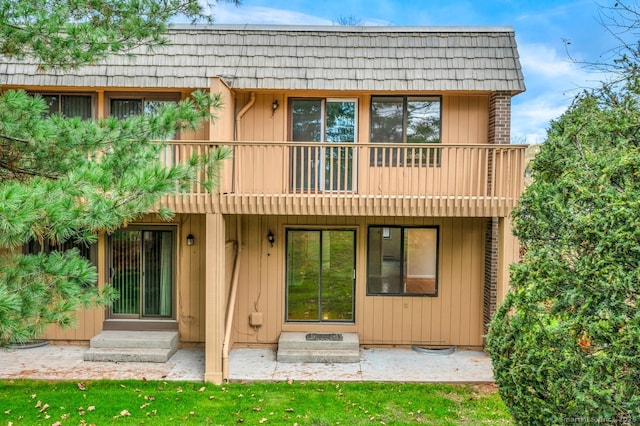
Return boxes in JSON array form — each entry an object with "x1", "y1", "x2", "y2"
[{"x1": 511, "y1": 42, "x2": 610, "y2": 144}]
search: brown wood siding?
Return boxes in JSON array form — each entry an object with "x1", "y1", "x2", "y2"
[
  {"x1": 178, "y1": 214, "x2": 207, "y2": 343},
  {"x1": 442, "y1": 95, "x2": 489, "y2": 144},
  {"x1": 230, "y1": 215, "x2": 487, "y2": 348}
]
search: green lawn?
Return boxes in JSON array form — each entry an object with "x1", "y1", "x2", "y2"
[{"x1": 0, "y1": 380, "x2": 511, "y2": 425}]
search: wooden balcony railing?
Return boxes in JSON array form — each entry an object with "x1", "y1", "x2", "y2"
[{"x1": 160, "y1": 141, "x2": 526, "y2": 217}]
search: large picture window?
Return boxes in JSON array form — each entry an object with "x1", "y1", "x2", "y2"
[
  {"x1": 367, "y1": 226, "x2": 439, "y2": 296},
  {"x1": 370, "y1": 96, "x2": 441, "y2": 166}
]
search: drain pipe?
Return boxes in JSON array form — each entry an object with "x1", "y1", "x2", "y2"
[
  {"x1": 234, "y1": 92, "x2": 256, "y2": 141},
  {"x1": 222, "y1": 93, "x2": 254, "y2": 381},
  {"x1": 221, "y1": 221, "x2": 241, "y2": 382}
]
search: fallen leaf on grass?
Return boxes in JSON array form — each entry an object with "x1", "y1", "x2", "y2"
[
  {"x1": 198, "y1": 386, "x2": 206, "y2": 392},
  {"x1": 4, "y1": 409, "x2": 9, "y2": 415},
  {"x1": 87, "y1": 406, "x2": 95, "y2": 411},
  {"x1": 259, "y1": 418, "x2": 268, "y2": 424},
  {"x1": 39, "y1": 403, "x2": 49, "y2": 413},
  {"x1": 77, "y1": 382, "x2": 86, "y2": 391},
  {"x1": 285, "y1": 408, "x2": 294, "y2": 412}
]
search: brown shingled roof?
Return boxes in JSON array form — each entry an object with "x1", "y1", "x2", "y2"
[{"x1": 0, "y1": 24, "x2": 526, "y2": 93}]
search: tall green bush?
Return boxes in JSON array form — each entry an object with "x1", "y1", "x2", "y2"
[{"x1": 486, "y1": 87, "x2": 640, "y2": 423}]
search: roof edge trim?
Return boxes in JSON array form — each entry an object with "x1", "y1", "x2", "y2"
[{"x1": 168, "y1": 24, "x2": 515, "y2": 33}]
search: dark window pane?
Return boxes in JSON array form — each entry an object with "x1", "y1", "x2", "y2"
[
  {"x1": 61, "y1": 95, "x2": 92, "y2": 119},
  {"x1": 370, "y1": 97, "x2": 403, "y2": 143},
  {"x1": 40, "y1": 95, "x2": 60, "y2": 116},
  {"x1": 407, "y1": 97, "x2": 441, "y2": 143},
  {"x1": 23, "y1": 239, "x2": 97, "y2": 267},
  {"x1": 326, "y1": 101, "x2": 355, "y2": 142},
  {"x1": 367, "y1": 227, "x2": 402, "y2": 294},
  {"x1": 291, "y1": 99, "x2": 322, "y2": 142},
  {"x1": 144, "y1": 100, "x2": 174, "y2": 115},
  {"x1": 111, "y1": 99, "x2": 143, "y2": 119}
]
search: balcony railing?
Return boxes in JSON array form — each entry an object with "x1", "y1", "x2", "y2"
[{"x1": 160, "y1": 141, "x2": 526, "y2": 217}]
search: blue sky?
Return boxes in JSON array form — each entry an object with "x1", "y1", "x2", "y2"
[{"x1": 210, "y1": 0, "x2": 620, "y2": 144}]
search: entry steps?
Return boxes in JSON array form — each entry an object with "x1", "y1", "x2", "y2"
[
  {"x1": 83, "y1": 330, "x2": 178, "y2": 363},
  {"x1": 277, "y1": 332, "x2": 360, "y2": 363}
]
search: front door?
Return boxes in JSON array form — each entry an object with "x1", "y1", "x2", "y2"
[
  {"x1": 108, "y1": 227, "x2": 175, "y2": 319},
  {"x1": 286, "y1": 229, "x2": 355, "y2": 322}
]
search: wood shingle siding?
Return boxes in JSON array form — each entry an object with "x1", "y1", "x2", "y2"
[{"x1": 2, "y1": 25, "x2": 525, "y2": 93}]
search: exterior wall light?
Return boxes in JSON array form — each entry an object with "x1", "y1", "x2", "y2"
[
  {"x1": 186, "y1": 234, "x2": 195, "y2": 246},
  {"x1": 272, "y1": 99, "x2": 279, "y2": 115},
  {"x1": 267, "y1": 230, "x2": 275, "y2": 247}
]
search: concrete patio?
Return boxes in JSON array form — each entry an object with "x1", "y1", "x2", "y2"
[{"x1": 0, "y1": 344, "x2": 494, "y2": 383}]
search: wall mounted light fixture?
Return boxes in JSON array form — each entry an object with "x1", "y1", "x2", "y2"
[
  {"x1": 267, "y1": 230, "x2": 275, "y2": 247},
  {"x1": 271, "y1": 99, "x2": 279, "y2": 116},
  {"x1": 186, "y1": 234, "x2": 195, "y2": 246}
]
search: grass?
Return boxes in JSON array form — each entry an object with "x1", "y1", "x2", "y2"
[{"x1": 0, "y1": 380, "x2": 511, "y2": 425}]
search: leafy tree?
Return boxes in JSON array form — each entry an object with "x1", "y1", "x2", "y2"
[
  {"x1": 486, "y1": 69, "x2": 640, "y2": 424},
  {"x1": 0, "y1": 0, "x2": 238, "y2": 345}
]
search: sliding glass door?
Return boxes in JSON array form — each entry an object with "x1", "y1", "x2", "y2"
[
  {"x1": 286, "y1": 229, "x2": 355, "y2": 322},
  {"x1": 290, "y1": 99, "x2": 357, "y2": 192},
  {"x1": 109, "y1": 227, "x2": 175, "y2": 319}
]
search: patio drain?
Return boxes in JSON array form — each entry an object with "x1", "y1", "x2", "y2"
[{"x1": 412, "y1": 345, "x2": 457, "y2": 355}]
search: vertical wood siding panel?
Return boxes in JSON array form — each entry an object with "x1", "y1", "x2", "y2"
[
  {"x1": 458, "y1": 219, "x2": 473, "y2": 344},
  {"x1": 450, "y1": 218, "x2": 464, "y2": 343}
]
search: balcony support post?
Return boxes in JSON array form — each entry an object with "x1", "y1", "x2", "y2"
[{"x1": 204, "y1": 213, "x2": 226, "y2": 384}]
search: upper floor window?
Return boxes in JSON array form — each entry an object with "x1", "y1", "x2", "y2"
[
  {"x1": 290, "y1": 98, "x2": 357, "y2": 142},
  {"x1": 370, "y1": 96, "x2": 441, "y2": 143},
  {"x1": 109, "y1": 95, "x2": 180, "y2": 120},
  {"x1": 35, "y1": 93, "x2": 93, "y2": 119},
  {"x1": 370, "y1": 96, "x2": 441, "y2": 166}
]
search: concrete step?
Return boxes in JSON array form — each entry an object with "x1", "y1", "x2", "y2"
[
  {"x1": 278, "y1": 332, "x2": 359, "y2": 351},
  {"x1": 83, "y1": 347, "x2": 177, "y2": 363},
  {"x1": 277, "y1": 348, "x2": 360, "y2": 363},
  {"x1": 88, "y1": 331, "x2": 178, "y2": 350},
  {"x1": 84, "y1": 331, "x2": 178, "y2": 363},
  {"x1": 277, "y1": 332, "x2": 360, "y2": 363}
]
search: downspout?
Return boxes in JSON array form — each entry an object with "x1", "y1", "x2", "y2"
[
  {"x1": 221, "y1": 221, "x2": 241, "y2": 382},
  {"x1": 222, "y1": 92, "x2": 255, "y2": 381},
  {"x1": 234, "y1": 92, "x2": 256, "y2": 141}
]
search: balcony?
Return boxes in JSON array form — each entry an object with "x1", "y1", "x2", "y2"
[{"x1": 160, "y1": 141, "x2": 526, "y2": 217}]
